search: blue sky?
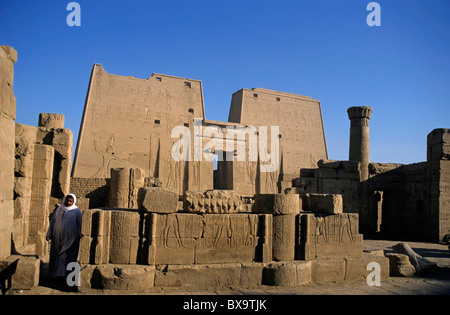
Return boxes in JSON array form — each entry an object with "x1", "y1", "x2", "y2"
[{"x1": 1, "y1": 0, "x2": 449, "y2": 164}]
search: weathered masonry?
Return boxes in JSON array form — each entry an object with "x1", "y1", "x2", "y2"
[{"x1": 0, "y1": 49, "x2": 448, "y2": 292}]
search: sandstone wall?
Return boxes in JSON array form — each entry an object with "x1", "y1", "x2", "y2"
[
  {"x1": 0, "y1": 46, "x2": 17, "y2": 259},
  {"x1": 72, "y1": 64, "x2": 212, "y2": 195},
  {"x1": 228, "y1": 88, "x2": 328, "y2": 181}
]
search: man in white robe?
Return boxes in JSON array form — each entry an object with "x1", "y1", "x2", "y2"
[{"x1": 46, "y1": 193, "x2": 82, "y2": 280}]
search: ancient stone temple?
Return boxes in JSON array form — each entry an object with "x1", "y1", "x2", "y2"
[
  {"x1": 1, "y1": 47, "x2": 449, "y2": 292},
  {"x1": 71, "y1": 64, "x2": 328, "y2": 199}
]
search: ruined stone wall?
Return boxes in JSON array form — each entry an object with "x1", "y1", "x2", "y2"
[
  {"x1": 367, "y1": 162, "x2": 429, "y2": 239},
  {"x1": 79, "y1": 189, "x2": 366, "y2": 267},
  {"x1": 70, "y1": 177, "x2": 110, "y2": 209},
  {"x1": 13, "y1": 115, "x2": 73, "y2": 256},
  {"x1": 0, "y1": 46, "x2": 17, "y2": 259},
  {"x1": 70, "y1": 174, "x2": 163, "y2": 209},
  {"x1": 289, "y1": 154, "x2": 447, "y2": 241},
  {"x1": 78, "y1": 189, "x2": 382, "y2": 291},
  {"x1": 288, "y1": 160, "x2": 360, "y2": 215}
]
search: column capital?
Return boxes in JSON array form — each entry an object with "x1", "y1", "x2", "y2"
[{"x1": 347, "y1": 106, "x2": 372, "y2": 120}]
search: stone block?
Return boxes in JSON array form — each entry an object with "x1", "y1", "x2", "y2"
[
  {"x1": 91, "y1": 264, "x2": 155, "y2": 290},
  {"x1": 252, "y1": 193, "x2": 299, "y2": 215},
  {"x1": 183, "y1": 190, "x2": 244, "y2": 214},
  {"x1": 14, "y1": 155, "x2": 34, "y2": 178},
  {"x1": 302, "y1": 193, "x2": 343, "y2": 214},
  {"x1": 14, "y1": 177, "x2": 32, "y2": 200},
  {"x1": 263, "y1": 261, "x2": 311, "y2": 286},
  {"x1": 38, "y1": 113, "x2": 65, "y2": 129},
  {"x1": 385, "y1": 253, "x2": 416, "y2": 277},
  {"x1": 340, "y1": 160, "x2": 359, "y2": 171},
  {"x1": 138, "y1": 187, "x2": 179, "y2": 213},
  {"x1": 196, "y1": 215, "x2": 258, "y2": 264},
  {"x1": 311, "y1": 258, "x2": 345, "y2": 284},
  {"x1": 30, "y1": 180, "x2": 53, "y2": 203},
  {"x1": 337, "y1": 169, "x2": 360, "y2": 180},
  {"x1": 344, "y1": 254, "x2": 389, "y2": 282},
  {"x1": 297, "y1": 213, "x2": 363, "y2": 260},
  {"x1": 109, "y1": 210, "x2": 141, "y2": 264},
  {"x1": 0, "y1": 255, "x2": 40, "y2": 290},
  {"x1": 77, "y1": 197, "x2": 90, "y2": 210},
  {"x1": 427, "y1": 128, "x2": 450, "y2": 146},
  {"x1": 154, "y1": 263, "x2": 241, "y2": 289},
  {"x1": 0, "y1": 46, "x2": 17, "y2": 88},
  {"x1": 0, "y1": 78, "x2": 16, "y2": 120},
  {"x1": 318, "y1": 159, "x2": 340, "y2": 169},
  {"x1": 239, "y1": 263, "x2": 264, "y2": 286},
  {"x1": 149, "y1": 213, "x2": 261, "y2": 265},
  {"x1": 78, "y1": 264, "x2": 97, "y2": 292},
  {"x1": 314, "y1": 168, "x2": 337, "y2": 179},
  {"x1": 299, "y1": 168, "x2": 315, "y2": 178}
]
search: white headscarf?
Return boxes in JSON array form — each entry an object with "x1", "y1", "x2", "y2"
[{"x1": 59, "y1": 193, "x2": 78, "y2": 211}]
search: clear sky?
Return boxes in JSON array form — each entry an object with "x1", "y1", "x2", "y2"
[{"x1": 1, "y1": 0, "x2": 449, "y2": 165}]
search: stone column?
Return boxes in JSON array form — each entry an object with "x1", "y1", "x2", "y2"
[
  {"x1": 29, "y1": 144, "x2": 54, "y2": 256},
  {"x1": 347, "y1": 106, "x2": 372, "y2": 181},
  {"x1": 427, "y1": 128, "x2": 450, "y2": 242}
]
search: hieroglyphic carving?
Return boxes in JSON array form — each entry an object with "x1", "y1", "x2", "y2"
[
  {"x1": 298, "y1": 213, "x2": 363, "y2": 260},
  {"x1": 73, "y1": 65, "x2": 206, "y2": 179},
  {"x1": 151, "y1": 213, "x2": 260, "y2": 264}
]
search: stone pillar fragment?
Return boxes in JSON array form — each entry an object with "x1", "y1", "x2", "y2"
[
  {"x1": 272, "y1": 214, "x2": 296, "y2": 261},
  {"x1": 28, "y1": 144, "x2": 54, "y2": 256},
  {"x1": 427, "y1": 128, "x2": 450, "y2": 242},
  {"x1": 35, "y1": 115, "x2": 73, "y2": 199},
  {"x1": 109, "y1": 168, "x2": 130, "y2": 208},
  {"x1": 109, "y1": 167, "x2": 145, "y2": 209},
  {"x1": 0, "y1": 46, "x2": 17, "y2": 259},
  {"x1": 252, "y1": 193, "x2": 298, "y2": 261},
  {"x1": 38, "y1": 113, "x2": 65, "y2": 129}
]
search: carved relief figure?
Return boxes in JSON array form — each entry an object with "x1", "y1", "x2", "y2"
[
  {"x1": 246, "y1": 160, "x2": 257, "y2": 194},
  {"x1": 91, "y1": 135, "x2": 124, "y2": 178},
  {"x1": 165, "y1": 156, "x2": 176, "y2": 189},
  {"x1": 162, "y1": 215, "x2": 184, "y2": 248}
]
